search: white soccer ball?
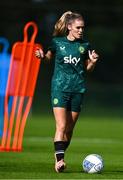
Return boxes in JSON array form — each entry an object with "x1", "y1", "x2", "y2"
[{"x1": 82, "y1": 154, "x2": 104, "y2": 173}]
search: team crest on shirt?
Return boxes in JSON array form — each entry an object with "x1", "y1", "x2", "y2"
[
  {"x1": 53, "y1": 98, "x2": 59, "y2": 105},
  {"x1": 79, "y1": 46, "x2": 85, "y2": 54}
]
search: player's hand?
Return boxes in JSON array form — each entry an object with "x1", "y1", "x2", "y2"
[
  {"x1": 35, "y1": 48, "x2": 44, "y2": 59},
  {"x1": 88, "y1": 50, "x2": 99, "y2": 63}
]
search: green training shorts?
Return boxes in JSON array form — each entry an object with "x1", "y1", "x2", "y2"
[{"x1": 51, "y1": 91, "x2": 84, "y2": 112}]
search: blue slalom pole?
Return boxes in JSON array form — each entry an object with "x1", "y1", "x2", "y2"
[{"x1": 0, "y1": 37, "x2": 11, "y2": 136}]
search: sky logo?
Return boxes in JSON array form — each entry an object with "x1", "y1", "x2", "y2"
[{"x1": 64, "y1": 55, "x2": 80, "y2": 66}]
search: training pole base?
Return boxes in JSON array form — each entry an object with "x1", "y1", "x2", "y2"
[
  {"x1": 0, "y1": 147, "x2": 6, "y2": 152},
  {"x1": 0, "y1": 147, "x2": 22, "y2": 152},
  {"x1": 11, "y1": 148, "x2": 22, "y2": 152},
  {"x1": 0, "y1": 147, "x2": 11, "y2": 152}
]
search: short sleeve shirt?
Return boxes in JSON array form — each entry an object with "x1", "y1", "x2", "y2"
[{"x1": 48, "y1": 36, "x2": 91, "y2": 93}]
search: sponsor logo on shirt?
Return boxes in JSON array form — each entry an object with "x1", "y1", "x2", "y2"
[
  {"x1": 60, "y1": 46, "x2": 65, "y2": 50},
  {"x1": 64, "y1": 55, "x2": 80, "y2": 66}
]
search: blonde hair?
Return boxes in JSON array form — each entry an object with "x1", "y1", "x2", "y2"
[{"x1": 53, "y1": 11, "x2": 84, "y2": 37}]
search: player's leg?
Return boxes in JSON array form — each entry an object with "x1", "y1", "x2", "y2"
[
  {"x1": 64, "y1": 111, "x2": 79, "y2": 149},
  {"x1": 64, "y1": 93, "x2": 84, "y2": 150},
  {"x1": 53, "y1": 110, "x2": 79, "y2": 173},
  {"x1": 52, "y1": 92, "x2": 84, "y2": 172},
  {"x1": 51, "y1": 90, "x2": 70, "y2": 172},
  {"x1": 54, "y1": 107, "x2": 67, "y2": 141},
  {"x1": 52, "y1": 91, "x2": 71, "y2": 142},
  {"x1": 53, "y1": 107, "x2": 67, "y2": 172}
]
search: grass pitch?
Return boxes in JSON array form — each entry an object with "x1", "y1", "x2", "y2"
[{"x1": 0, "y1": 111, "x2": 123, "y2": 179}]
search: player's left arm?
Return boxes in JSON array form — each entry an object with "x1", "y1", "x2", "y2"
[{"x1": 85, "y1": 50, "x2": 99, "y2": 72}]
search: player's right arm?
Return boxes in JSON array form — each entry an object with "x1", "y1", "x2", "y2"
[{"x1": 35, "y1": 49, "x2": 53, "y2": 61}]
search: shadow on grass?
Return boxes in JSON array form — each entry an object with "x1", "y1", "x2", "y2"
[{"x1": 105, "y1": 170, "x2": 123, "y2": 174}]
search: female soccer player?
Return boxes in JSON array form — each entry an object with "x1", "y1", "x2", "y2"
[{"x1": 35, "y1": 11, "x2": 99, "y2": 173}]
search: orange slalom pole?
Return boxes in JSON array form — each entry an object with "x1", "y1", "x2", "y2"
[
  {"x1": 5, "y1": 42, "x2": 28, "y2": 151},
  {"x1": 11, "y1": 97, "x2": 24, "y2": 151},
  {"x1": 12, "y1": 22, "x2": 41, "y2": 151},
  {"x1": 17, "y1": 97, "x2": 32, "y2": 151},
  {"x1": 0, "y1": 21, "x2": 41, "y2": 151},
  {"x1": 12, "y1": 42, "x2": 34, "y2": 150},
  {"x1": 1, "y1": 32, "x2": 28, "y2": 150},
  {"x1": 5, "y1": 21, "x2": 36, "y2": 150},
  {"x1": 5, "y1": 96, "x2": 18, "y2": 151},
  {"x1": 15, "y1": 54, "x2": 41, "y2": 151},
  {"x1": 12, "y1": 22, "x2": 37, "y2": 151}
]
